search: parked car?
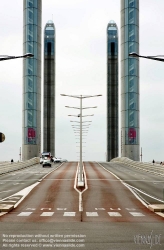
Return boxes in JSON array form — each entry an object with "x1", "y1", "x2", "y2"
[
  {"x1": 53, "y1": 157, "x2": 67, "y2": 163},
  {"x1": 53, "y1": 157, "x2": 62, "y2": 163},
  {"x1": 42, "y1": 157, "x2": 51, "y2": 167}
]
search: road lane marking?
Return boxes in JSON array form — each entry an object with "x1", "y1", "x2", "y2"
[
  {"x1": 108, "y1": 212, "x2": 122, "y2": 217},
  {"x1": 13, "y1": 183, "x2": 24, "y2": 185},
  {"x1": 86, "y1": 212, "x2": 98, "y2": 216},
  {"x1": 0, "y1": 190, "x2": 12, "y2": 194},
  {"x1": 110, "y1": 208, "x2": 121, "y2": 210},
  {"x1": 17, "y1": 212, "x2": 32, "y2": 216},
  {"x1": 63, "y1": 212, "x2": 76, "y2": 216},
  {"x1": 129, "y1": 212, "x2": 145, "y2": 216},
  {"x1": 57, "y1": 208, "x2": 67, "y2": 210},
  {"x1": 41, "y1": 208, "x2": 52, "y2": 210},
  {"x1": 95, "y1": 208, "x2": 105, "y2": 210},
  {"x1": 40, "y1": 212, "x2": 54, "y2": 216},
  {"x1": 126, "y1": 208, "x2": 136, "y2": 211},
  {"x1": 0, "y1": 201, "x2": 16, "y2": 203},
  {"x1": 26, "y1": 208, "x2": 36, "y2": 210},
  {"x1": 74, "y1": 162, "x2": 88, "y2": 212},
  {"x1": 8, "y1": 197, "x2": 20, "y2": 200}
]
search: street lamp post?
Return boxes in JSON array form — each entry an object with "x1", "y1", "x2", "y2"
[
  {"x1": 0, "y1": 53, "x2": 34, "y2": 146},
  {"x1": 129, "y1": 52, "x2": 164, "y2": 163},
  {"x1": 61, "y1": 94, "x2": 102, "y2": 186},
  {"x1": 68, "y1": 112, "x2": 94, "y2": 185}
]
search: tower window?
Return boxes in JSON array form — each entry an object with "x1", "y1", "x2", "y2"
[
  {"x1": 47, "y1": 42, "x2": 51, "y2": 55},
  {"x1": 111, "y1": 42, "x2": 115, "y2": 55}
]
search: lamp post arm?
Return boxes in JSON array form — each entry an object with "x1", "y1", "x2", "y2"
[
  {"x1": 0, "y1": 53, "x2": 33, "y2": 61},
  {"x1": 129, "y1": 52, "x2": 164, "y2": 62}
]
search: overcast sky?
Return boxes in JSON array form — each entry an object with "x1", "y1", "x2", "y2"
[{"x1": 0, "y1": 0, "x2": 164, "y2": 162}]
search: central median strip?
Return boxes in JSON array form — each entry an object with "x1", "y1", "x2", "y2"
[{"x1": 74, "y1": 162, "x2": 88, "y2": 212}]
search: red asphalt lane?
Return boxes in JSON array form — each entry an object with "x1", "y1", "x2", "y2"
[
  {"x1": 0, "y1": 162, "x2": 163, "y2": 223},
  {"x1": 82, "y1": 162, "x2": 164, "y2": 222},
  {"x1": 0, "y1": 162, "x2": 80, "y2": 222}
]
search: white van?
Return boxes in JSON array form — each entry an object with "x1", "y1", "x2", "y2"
[
  {"x1": 40, "y1": 152, "x2": 51, "y2": 164},
  {"x1": 42, "y1": 157, "x2": 51, "y2": 167}
]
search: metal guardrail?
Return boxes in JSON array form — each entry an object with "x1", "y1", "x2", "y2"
[
  {"x1": 0, "y1": 157, "x2": 39, "y2": 175},
  {"x1": 111, "y1": 157, "x2": 164, "y2": 177}
]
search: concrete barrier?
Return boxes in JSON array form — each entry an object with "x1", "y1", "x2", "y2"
[
  {"x1": 0, "y1": 157, "x2": 39, "y2": 175},
  {"x1": 110, "y1": 157, "x2": 164, "y2": 176}
]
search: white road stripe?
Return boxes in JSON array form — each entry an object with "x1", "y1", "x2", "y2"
[
  {"x1": 0, "y1": 190, "x2": 12, "y2": 194},
  {"x1": 40, "y1": 212, "x2": 54, "y2": 216},
  {"x1": 63, "y1": 212, "x2": 76, "y2": 216},
  {"x1": 86, "y1": 212, "x2": 98, "y2": 216},
  {"x1": 17, "y1": 212, "x2": 32, "y2": 216},
  {"x1": 129, "y1": 212, "x2": 145, "y2": 216},
  {"x1": 110, "y1": 208, "x2": 121, "y2": 210},
  {"x1": 108, "y1": 212, "x2": 122, "y2": 217},
  {"x1": 41, "y1": 208, "x2": 52, "y2": 210}
]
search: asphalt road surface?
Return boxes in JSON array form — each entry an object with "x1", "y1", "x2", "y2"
[
  {"x1": 0, "y1": 162, "x2": 61, "y2": 200},
  {"x1": 0, "y1": 161, "x2": 163, "y2": 250},
  {"x1": 99, "y1": 161, "x2": 164, "y2": 204}
]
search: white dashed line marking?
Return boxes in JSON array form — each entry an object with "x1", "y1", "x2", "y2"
[
  {"x1": 40, "y1": 212, "x2": 54, "y2": 216},
  {"x1": 26, "y1": 208, "x2": 36, "y2": 210},
  {"x1": 63, "y1": 212, "x2": 76, "y2": 216},
  {"x1": 57, "y1": 208, "x2": 67, "y2": 210},
  {"x1": 41, "y1": 208, "x2": 52, "y2": 210},
  {"x1": 110, "y1": 208, "x2": 121, "y2": 210},
  {"x1": 129, "y1": 212, "x2": 145, "y2": 216},
  {"x1": 17, "y1": 212, "x2": 32, "y2": 216},
  {"x1": 13, "y1": 183, "x2": 24, "y2": 185},
  {"x1": 86, "y1": 212, "x2": 98, "y2": 216},
  {"x1": 0, "y1": 190, "x2": 12, "y2": 194},
  {"x1": 108, "y1": 212, "x2": 122, "y2": 217},
  {"x1": 95, "y1": 208, "x2": 105, "y2": 210}
]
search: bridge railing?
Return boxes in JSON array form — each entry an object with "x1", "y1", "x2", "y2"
[
  {"x1": 0, "y1": 157, "x2": 39, "y2": 175},
  {"x1": 111, "y1": 157, "x2": 164, "y2": 176}
]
